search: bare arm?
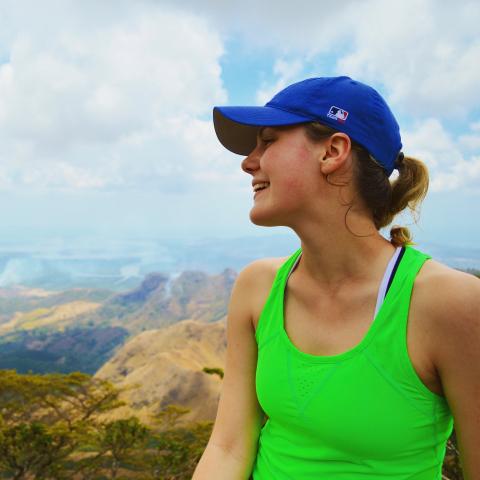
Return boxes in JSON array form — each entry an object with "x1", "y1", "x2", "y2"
[
  {"x1": 192, "y1": 443, "x2": 253, "y2": 480},
  {"x1": 192, "y1": 260, "x2": 269, "y2": 480},
  {"x1": 430, "y1": 270, "x2": 480, "y2": 480}
]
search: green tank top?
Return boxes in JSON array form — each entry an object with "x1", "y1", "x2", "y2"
[{"x1": 252, "y1": 245, "x2": 453, "y2": 480}]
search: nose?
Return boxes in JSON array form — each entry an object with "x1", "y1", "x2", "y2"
[{"x1": 241, "y1": 146, "x2": 261, "y2": 175}]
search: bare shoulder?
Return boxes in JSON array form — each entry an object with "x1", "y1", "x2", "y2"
[
  {"x1": 237, "y1": 256, "x2": 290, "y2": 330},
  {"x1": 241, "y1": 255, "x2": 290, "y2": 274},
  {"x1": 414, "y1": 258, "x2": 480, "y2": 360},
  {"x1": 237, "y1": 255, "x2": 290, "y2": 287},
  {"x1": 415, "y1": 258, "x2": 480, "y2": 317}
]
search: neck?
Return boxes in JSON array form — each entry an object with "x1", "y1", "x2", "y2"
[{"x1": 291, "y1": 212, "x2": 396, "y2": 290}]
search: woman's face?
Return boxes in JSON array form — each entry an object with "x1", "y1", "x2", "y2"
[{"x1": 240, "y1": 124, "x2": 326, "y2": 227}]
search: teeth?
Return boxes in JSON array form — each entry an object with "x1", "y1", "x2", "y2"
[{"x1": 253, "y1": 182, "x2": 270, "y2": 192}]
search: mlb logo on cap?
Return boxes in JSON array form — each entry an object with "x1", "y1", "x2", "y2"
[{"x1": 327, "y1": 106, "x2": 349, "y2": 123}]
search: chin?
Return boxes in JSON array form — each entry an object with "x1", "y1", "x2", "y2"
[{"x1": 249, "y1": 211, "x2": 284, "y2": 228}]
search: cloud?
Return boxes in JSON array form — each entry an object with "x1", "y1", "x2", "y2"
[
  {"x1": 0, "y1": 1, "x2": 227, "y2": 192},
  {"x1": 157, "y1": 0, "x2": 357, "y2": 53},
  {"x1": 403, "y1": 118, "x2": 480, "y2": 192},
  {"x1": 256, "y1": 59, "x2": 304, "y2": 104},
  {"x1": 459, "y1": 122, "x2": 480, "y2": 151},
  {"x1": 335, "y1": 0, "x2": 480, "y2": 118}
]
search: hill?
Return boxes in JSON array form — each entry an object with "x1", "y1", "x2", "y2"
[
  {"x1": 0, "y1": 286, "x2": 113, "y2": 327},
  {"x1": 0, "y1": 325, "x2": 129, "y2": 374},
  {"x1": 95, "y1": 318, "x2": 227, "y2": 425}
]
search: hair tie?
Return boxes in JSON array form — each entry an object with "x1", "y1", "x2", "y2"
[{"x1": 395, "y1": 152, "x2": 405, "y2": 170}]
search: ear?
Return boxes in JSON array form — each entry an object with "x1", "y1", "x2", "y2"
[{"x1": 318, "y1": 132, "x2": 352, "y2": 175}]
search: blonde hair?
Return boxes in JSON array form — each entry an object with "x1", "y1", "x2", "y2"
[{"x1": 304, "y1": 122, "x2": 429, "y2": 247}]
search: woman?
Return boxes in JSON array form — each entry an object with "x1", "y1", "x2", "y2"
[{"x1": 192, "y1": 76, "x2": 479, "y2": 479}]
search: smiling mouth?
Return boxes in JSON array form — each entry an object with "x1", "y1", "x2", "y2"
[
  {"x1": 254, "y1": 185, "x2": 269, "y2": 196},
  {"x1": 253, "y1": 181, "x2": 270, "y2": 192}
]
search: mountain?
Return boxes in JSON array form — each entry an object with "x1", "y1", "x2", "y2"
[
  {"x1": 95, "y1": 318, "x2": 226, "y2": 425},
  {"x1": 0, "y1": 268, "x2": 235, "y2": 375},
  {"x1": 74, "y1": 268, "x2": 236, "y2": 334}
]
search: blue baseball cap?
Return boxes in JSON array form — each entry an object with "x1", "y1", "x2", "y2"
[{"x1": 213, "y1": 76, "x2": 402, "y2": 176}]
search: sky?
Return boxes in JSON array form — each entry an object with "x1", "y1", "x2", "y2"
[{"x1": 0, "y1": 0, "x2": 479, "y2": 249}]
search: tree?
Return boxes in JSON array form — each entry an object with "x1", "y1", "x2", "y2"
[
  {"x1": 95, "y1": 417, "x2": 149, "y2": 479},
  {"x1": 152, "y1": 404, "x2": 190, "y2": 432},
  {"x1": 0, "y1": 420, "x2": 72, "y2": 480},
  {"x1": 146, "y1": 417, "x2": 213, "y2": 480},
  {"x1": 0, "y1": 369, "x2": 125, "y2": 479}
]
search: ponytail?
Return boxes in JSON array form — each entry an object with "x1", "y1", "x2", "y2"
[
  {"x1": 353, "y1": 149, "x2": 429, "y2": 247},
  {"x1": 381, "y1": 155, "x2": 429, "y2": 246}
]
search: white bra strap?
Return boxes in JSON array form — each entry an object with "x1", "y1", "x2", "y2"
[
  {"x1": 287, "y1": 252, "x2": 302, "y2": 280},
  {"x1": 374, "y1": 247, "x2": 403, "y2": 317}
]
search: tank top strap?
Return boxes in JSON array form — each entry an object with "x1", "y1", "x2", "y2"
[
  {"x1": 379, "y1": 245, "x2": 431, "y2": 315},
  {"x1": 365, "y1": 245, "x2": 446, "y2": 402},
  {"x1": 255, "y1": 247, "x2": 302, "y2": 347},
  {"x1": 358, "y1": 245, "x2": 431, "y2": 356}
]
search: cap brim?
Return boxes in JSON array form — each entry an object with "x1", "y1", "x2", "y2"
[{"x1": 213, "y1": 106, "x2": 312, "y2": 155}]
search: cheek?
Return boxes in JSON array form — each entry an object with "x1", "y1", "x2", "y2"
[{"x1": 280, "y1": 147, "x2": 319, "y2": 193}]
